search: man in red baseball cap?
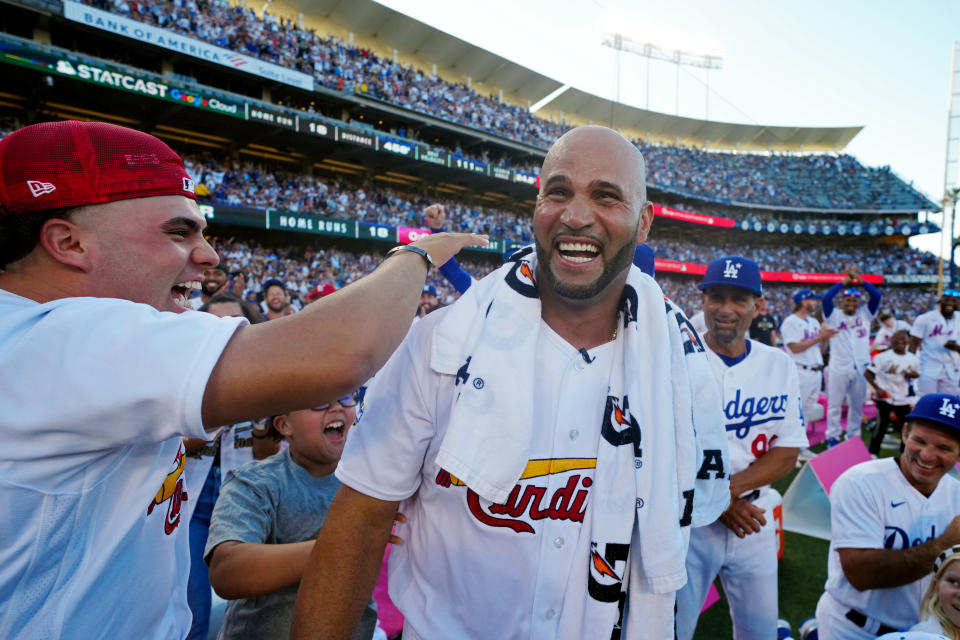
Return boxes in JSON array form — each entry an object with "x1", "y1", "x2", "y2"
[{"x1": 0, "y1": 120, "x2": 486, "y2": 639}]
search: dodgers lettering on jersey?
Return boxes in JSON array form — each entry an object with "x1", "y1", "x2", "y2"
[
  {"x1": 705, "y1": 340, "x2": 808, "y2": 478},
  {"x1": 724, "y1": 389, "x2": 789, "y2": 439}
]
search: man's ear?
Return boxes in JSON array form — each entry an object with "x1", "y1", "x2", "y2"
[
  {"x1": 38, "y1": 217, "x2": 95, "y2": 271},
  {"x1": 636, "y1": 201, "x2": 654, "y2": 244}
]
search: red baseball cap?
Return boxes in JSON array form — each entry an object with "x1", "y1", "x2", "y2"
[
  {"x1": 305, "y1": 282, "x2": 337, "y2": 301},
  {"x1": 0, "y1": 120, "x2": 197, "y2": 216}
]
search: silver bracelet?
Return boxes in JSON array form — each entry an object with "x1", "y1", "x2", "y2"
[{"x1": 386, "y1": 245, "x2": 433, "y2": 267}]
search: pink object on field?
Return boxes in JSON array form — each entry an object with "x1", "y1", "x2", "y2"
[
  {"x1": 373, "y1": 546, "x2": 404, "y2": 636},
  {"x1": 808, "y1": 437, "x2": 872, "y2": 495},
  {"x1": 700, "y1": 583, "x2": 721, "y2": 613}
]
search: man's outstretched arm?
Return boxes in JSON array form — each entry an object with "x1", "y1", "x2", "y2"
[{"x1": 291, "y1": 486, "x2": 400, "y2": 640}]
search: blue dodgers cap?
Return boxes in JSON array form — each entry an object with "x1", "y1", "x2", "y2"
[
  {"x1": 841, "y1": 288, "x2": 861, "y2": 298},
  {"x1": 906, "y1": 393, "x2": 960, "y2": 434},
  {"x1": 422, "y1": 284, "x2": 437, "y2": 296},
  {"x1": 697, "y1": 255, "x2": 762, "y2": 296},
  {"x1": 633, "y1": 244, "x2": 656, "y2": 278},
  {"x1": 793, "y1": 288, "x2": 821, "y2": 304},
  {"x1": 263, "y1": 278, "x2": 286, "y2": 292}
]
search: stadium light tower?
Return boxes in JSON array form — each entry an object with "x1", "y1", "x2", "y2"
[
  {"x1": 602, "y1": 32, "x2": 724, "y2": 117},
  {"x1": 944, "y1": 41, "x2": 960, "y2": 290}
]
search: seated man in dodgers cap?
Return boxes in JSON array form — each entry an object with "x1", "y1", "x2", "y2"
[{"x1": 815, "y1": 393, "x2": 960, "y2": 638}]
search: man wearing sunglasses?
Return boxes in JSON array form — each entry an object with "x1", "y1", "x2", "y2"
[{"x1": 203, "y1": 393, "x2": 381, "y2": 640}]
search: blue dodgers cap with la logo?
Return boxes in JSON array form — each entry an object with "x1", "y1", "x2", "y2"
[
  {"x1": 906, "y1": 393, "x2": 960, "y2": 433},
  {"x1": 697, "y1": 255, "x2": 762, "y2": 296}
]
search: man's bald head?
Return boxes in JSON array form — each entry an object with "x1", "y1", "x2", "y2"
[{"x1": 541, "y1": 126, "x2": 648, "y2": 209}]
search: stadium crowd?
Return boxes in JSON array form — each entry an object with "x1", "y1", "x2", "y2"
[
  {"x1": 176, "y1": 151, "x2": 939, "y2": 278},
  {"x1": 84, "y1": 0, "x2": 933, "y2": 211},
  {"x1": 203, "y1": 236, "x2": 937, "y2": 333}
]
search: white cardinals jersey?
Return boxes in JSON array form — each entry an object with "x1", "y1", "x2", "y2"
[
  {"x1": 705, "y1": 340, "x2": 809, "y2": 484},
  {"x1": 825, "y1": 306, "x2": 877, "y2": 372},
  {"x1": 824, "y1": 458, "x2": 960, "y2": 630},
  {"x1": 911, "y1": 310, "x2": 960, "y2": 381},
  {"x1": 781, "y1": 314, "x2": 824, "y2": 368},
  {"x1": 337, "y1": 309, "x2": 617, "y2": 640}
]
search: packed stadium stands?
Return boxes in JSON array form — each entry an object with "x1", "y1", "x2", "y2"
[{"x1": 76, "y1": 0, "x2": 935, "y2": 212}]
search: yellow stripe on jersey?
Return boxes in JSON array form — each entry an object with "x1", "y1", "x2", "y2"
[{"x1": 445, "y1": 458, "x2": 597, "y2": 486}]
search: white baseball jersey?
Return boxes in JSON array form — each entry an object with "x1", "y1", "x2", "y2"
[
  {"x1": 781, "y1": 313, "x2": 824, "y2": 368},
  {"x1": 874, "y1": 320, "x2": 912, "y2": 351},
  {"x1": 677, "y1": 338, "x2": 807, "y2": 640},
  {"x1": 911, "y1": 309, "x2": 960, "y2": 381},
  {"x1": 823, "y1": 458, "x2": 960, "y2": 630},
  {"x1": 337, "y1": 309, "x2": 616, "y2": 640},
  {"x1": 0, "y1": 290, "x2": 244, "y2": 640},
  {"x1": 825, "y1": 306, "x2": 877, "y2": 372},
  {"x1": 707, "y1": 340, "x2": 809, "y2": 480},
  {"x1": 867, "y1": 350, "x2": 920, "y2": 406}
]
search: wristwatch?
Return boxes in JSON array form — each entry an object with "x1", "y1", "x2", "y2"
[{"x1": 386, "y1": 244, "x2": 433, "y2": 267}]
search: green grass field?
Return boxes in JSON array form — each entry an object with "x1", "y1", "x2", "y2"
[{"x1": 691, "y1": 432, "x2": 892, "y2": 639}]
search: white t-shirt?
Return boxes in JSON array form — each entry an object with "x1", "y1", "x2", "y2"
[
  {"x1": 705, "y1": 340, "x2": 808, "y2": 485},
  {"x1": 0, "y1": 290, "x2": 244, "y2": 640},
  {"x1": 825, "y1": 306, "x2": 877, "y2": 372},
  {"x1": 337, "y1": 309, "x2": 616, "y2": 640},
  {"x1": 868, "y1": 350, "x2": 921, "y2": 405},
  {"x1": 825, "y1": 458, "x2": 960, "y2": 630},
  {"x1": 781, "y1": 313, "x2": 824, "y2": 368},
  {"x1": 874, "y1": 320, "x2": 912, "y2": 351},
  {"x1": 911, "y1": 309, "x2": 960, "y2": 381}
]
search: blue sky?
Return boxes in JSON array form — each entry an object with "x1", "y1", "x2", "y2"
[{"x1": 379, "y1": 0, "x2": 960, "y2": 253}]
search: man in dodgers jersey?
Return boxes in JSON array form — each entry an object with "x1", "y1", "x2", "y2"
[
  {"x1": 822, "y1": 266, "x2": 882, "y2": 447},
  {"x1": 291, "y1": 126, "x2": 731, "y2": 640},
  {"x1": 815, "y1": 393, "x2": 960, "y2": 639},
  {"x1": 0, "y1": 121, "x2": 484, "y2": 639},
  {"x1": 910, "y1": 290, "x2": 960, "y2": 395},
  {"x1": 782, "y1": 289, "x2": 837, "y2": 427},
  {"x1": 676, "y1": 256, "x2": 807, "y2": 640}
]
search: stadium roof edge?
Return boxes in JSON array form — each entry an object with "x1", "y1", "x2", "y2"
[{"x1": 276, "y1": 0, "x2": 862, "y2": 152}]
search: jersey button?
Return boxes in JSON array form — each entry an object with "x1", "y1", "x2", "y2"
[
  {"x1": 545, "y1": 609, "x2": 556, "y2": 620},
  {"x1": 573, "y1": 359, "x2": 584, "y2": 372},
  {"x1": 553, "y1": 536, "x2": 564, "y2": 548},
  {"x1": 569, "y1": 429, "x2": 579, "y2": 440}
]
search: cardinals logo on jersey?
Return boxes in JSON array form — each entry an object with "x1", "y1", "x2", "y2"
[
  {"x1": 147, "y1": 443, "x2": 188, "y2": 535},
  {"x1": 436, "y1": 458, "x2": 595, "y2": 534}
]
